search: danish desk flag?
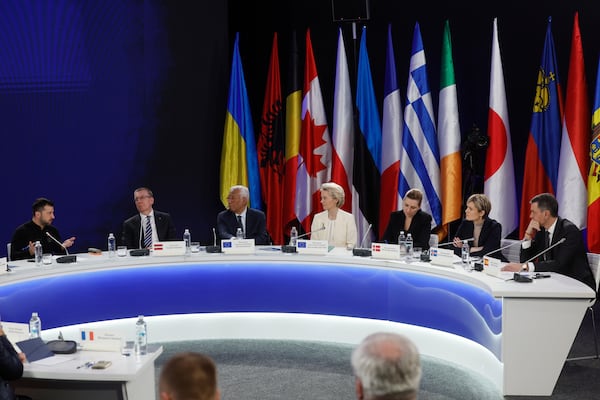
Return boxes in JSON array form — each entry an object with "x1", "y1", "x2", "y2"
[
  {"x1": 296, "y1": 29, "x2": 332, "y2": 233},
  {"x1": 484, "y1": 19, "x2": 518, "y2": 238},
  {"x1": 557, "y1": 12, "x2": 590, "y2": 230},
  {"x1": 519, "y1": 19, "x2": 563, "y2": 237}
]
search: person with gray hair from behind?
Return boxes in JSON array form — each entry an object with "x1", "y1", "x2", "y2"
[{"x1": 351, "y1": 332, "x2": 422, "y2": 400}]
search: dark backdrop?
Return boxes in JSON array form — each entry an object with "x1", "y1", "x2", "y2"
[{"x1": 1, "y1": 0, "x2": 599, "y2": 252}]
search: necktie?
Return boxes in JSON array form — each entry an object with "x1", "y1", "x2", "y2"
[
  {"x1": 237, "y1": 215, "x2": 244, "y2": 237},
  {"x1": 144, "y1": 215, "x2": 153, "y2": 248},
  {"x1": 543, "y1": 231, "x2": 550, "y2": 261}
]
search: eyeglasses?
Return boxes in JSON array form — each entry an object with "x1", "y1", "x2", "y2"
[{"x1": 134, "y1": 195, "x2": 152, "y2": 202}]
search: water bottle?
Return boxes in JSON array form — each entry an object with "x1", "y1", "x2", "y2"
[
  {"x1": 134, "y1": 315, "x2": 147, "y2": 356},
  {"x1": 107, "y1": 233, "x2": 116, "y2": 258},
  {"x1": 183, "y1": 229, "x2": 191, "y2": 254},
  {"x1": 34, "y1": 241, "x2": 43, "y2": 266},
  {"x1": 398, "y1": 231, "x2": 406, "y2": 257},
  {"x1": 236, "y1": 227, "x2": 244, "y2": 240},
  {"x1": 461, "y1": 240, "x2": 470, "y2": 268},
  {"x1": 29, "y1": 312, "x2": 41, "y2": 338},
  {"x1": 405, "y1": 233, "x2": 414, "y2": 259},
  {"x1": 289, "y1": 227, "x2": 298, "y2": 246}
]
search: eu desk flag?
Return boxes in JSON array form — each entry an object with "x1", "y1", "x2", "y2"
[
  {"x1": 484, "y1": 18, "x2": 517, "y2": 238},
  {"x1": 220, "y1": 33, "x2": 261, "y2": 208},
  {"x1": 588, "y1": 55, "x2": 600, "y2": 253},
  {"x1": 519, "y1": 18, "x2": 563, "y2": 237},
  {"x1": 355, "y1": 27, "x2": 382, "y2": 240},
  {"x1": 259, "y1": 33, "x2": 284, "y2": 244},
  {"x1": 557, "y1": 12, "x2": 590, "y2": 230},
  {"x1": 400, "y1": 22, "x2": 441, "y2": 227}
]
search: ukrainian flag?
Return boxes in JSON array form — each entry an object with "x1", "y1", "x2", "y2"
[{"x1": 220, "y1": 33, "x2": 261, "y2": 208}]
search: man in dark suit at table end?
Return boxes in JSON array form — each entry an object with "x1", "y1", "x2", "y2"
[
  {"x1": 217, "y1": 185, "x2": 270, "y2": 245},
  {"x1": 121, "y1": 187, "x2": 177, "y2": 249},
  {"x1": 502, "y1": 192, "x2": 595, "y2": 290}
]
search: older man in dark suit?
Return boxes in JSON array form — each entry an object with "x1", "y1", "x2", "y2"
[
  {"x1": 217, "y1": 185, "x2": 270, "y2": 245},
  {"x1": 503, "y1": 193, "x2": 594, "y2": 289},
  {"x1": 121, "y1": 187, "x2": 177, "y2": 249}
]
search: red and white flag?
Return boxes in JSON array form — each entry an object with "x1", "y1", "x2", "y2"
[
  {"x1": 484, "y1": 18, "x2": 518, "y2": 238},
  {"x1": 557, "y1": 12, "x2": 590, "y2": 229},
  {"x1": 296, "y1": 29, "x2": 332, "y2": 232}
]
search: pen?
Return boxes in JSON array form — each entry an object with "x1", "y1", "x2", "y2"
[{"x1": 76, "y1": 361, "x2": 94, "y2": 369}]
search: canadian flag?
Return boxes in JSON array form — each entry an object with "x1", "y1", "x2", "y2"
[{"x1": 295, "y1": 29, "x2": 332, "y2": 232}]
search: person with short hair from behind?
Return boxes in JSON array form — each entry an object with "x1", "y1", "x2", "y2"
[
  {"x1": 10, "y1": 197, "x2": 76, "y2": 260},
  {"x1": 352, "y1": 332, "x2": 421, "y2": 400},
  {"x1": 159, "y1": 352, "x2": 220, "y2": 400},
  {"x1": 310, "y1": 182, "x2": 358, "y2": 248}
]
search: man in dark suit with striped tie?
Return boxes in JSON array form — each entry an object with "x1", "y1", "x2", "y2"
[
  {"x1": 217, "y1": 185, "x2": 270, "y2": 245},
  {"x1": 121, "y1": 187, "x2": 177, "y2": 249},
  {"x1": 503, "y1": 193, "x2": 594, "y2": 289}
]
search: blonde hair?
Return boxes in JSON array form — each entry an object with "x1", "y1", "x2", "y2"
[
  {"x1": 320, "y1": 182, "x2": 345, "y2": 208},
  {"x1": 467, "y1": 193, "x2": 491, "y2": 217}
]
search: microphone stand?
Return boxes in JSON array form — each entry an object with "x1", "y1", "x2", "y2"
[{"x1": 206, "y1": 228, "x2": 221, "y2": 253}]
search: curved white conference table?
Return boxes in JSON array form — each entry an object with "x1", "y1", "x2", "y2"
[{"x1": 1, "y1": 247, "x2": 595, "y2": 397}]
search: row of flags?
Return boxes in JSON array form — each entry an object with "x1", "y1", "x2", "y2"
[{"x1": 220, "y1": 15, "x2": 600, "y2": 254}]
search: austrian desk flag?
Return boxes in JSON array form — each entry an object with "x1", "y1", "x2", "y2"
[
  {"x1": 438, "y1": 20, "x2": 462, "y2": 233},
  {"x1": 220, "y1": 33, "x2": 261, "y2": 208},
  {"x1": 400, "y1": 22, "x2": 441, "y2": 227},
  {"x1": 354, "y1": 27, "x2": 382, "y2": 240},
  {"x1": 557, "y1": 12, "x2": 589, "y2": 230},
  {"x1": 519, "y1": 19, "x2": 563, "y2": 237},
  {"x1": 379, "y1": 24, "x2": 403, "y2": 239},
  {"x1": 484, "y1": 19, "x2": 517, "y2": 238},
  {"x1": 587, "y1": 56, "x2": 600, "y2": 253},
  {"x1": 296, "y1": 29, "x2": 332, "y2": 233},
  {"x1": 258, "y1": 33, "x2": 284, "y2": 244}
]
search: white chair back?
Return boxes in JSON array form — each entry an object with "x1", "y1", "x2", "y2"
[{"x1": 587, "y1": 252, "x2": 600, "y2": 302}]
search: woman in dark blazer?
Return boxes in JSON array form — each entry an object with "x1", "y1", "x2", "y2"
[
  {"x1": 453, "y1": 193, "x2": 505, "y2": 260},
  {"x1": 381, "y1": 188, "x2": 433, "y2": 250}
]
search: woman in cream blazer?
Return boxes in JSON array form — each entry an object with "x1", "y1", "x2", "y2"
[{"x1": 310, "y1": 182, "x2": 357, "y2": 248}]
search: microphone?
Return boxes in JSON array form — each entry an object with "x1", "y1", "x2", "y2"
[
  {"x1": 436, "y1": 237, "x2": 474, "y2": 247},
  {"x1": 206, "y1": 227, "x2": 221, "y2": 253},
  {"x1": 45, "y1": 232, "x2": 77, "y2": 263},
  {"x1": 353, "y1": 224, "x2": 373, "y2": 257},
  {"x1": 281, "y1": 225, "x2": 326, "y2": 253},
  {"x1": 523, "y1": 237, "x2": 566, "y2": 264}
]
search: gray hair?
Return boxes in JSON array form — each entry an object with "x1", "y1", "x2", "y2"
[
  {"x1": 230, "y1": 185, "x2": 249, "y2": 200},
  {"x1": 351, "y1": 332, "x2": 421, "y2": 400},
  {"x1": 320, "y1": 182, "x2": 345, "y2": 208}
]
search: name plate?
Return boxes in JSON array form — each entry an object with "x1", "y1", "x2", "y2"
[
  {"x1": 80, "y1": 329, "x2": 122, "y2": 352},
  {"x1": 0, "y1": 257, "x2": 6, "y2": 273},
  {"x1": 296, "y1": 239, "x2": 328, "y2": 255},
  {"x1": 153, "y1": 241, "x2": 186, "y2": 256},
  {"x1": 221, "y1": 239, "x2": 256, "y2": 254},
  {"x1": 483, "y1": 256, "x2": 503, "y2": 277},
  {"x1": 429, "y1": 247, "x2": 454, "y2": 267},
  {"x1": 371, "y1": 243, "x2": 401, "y2": 260}
]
